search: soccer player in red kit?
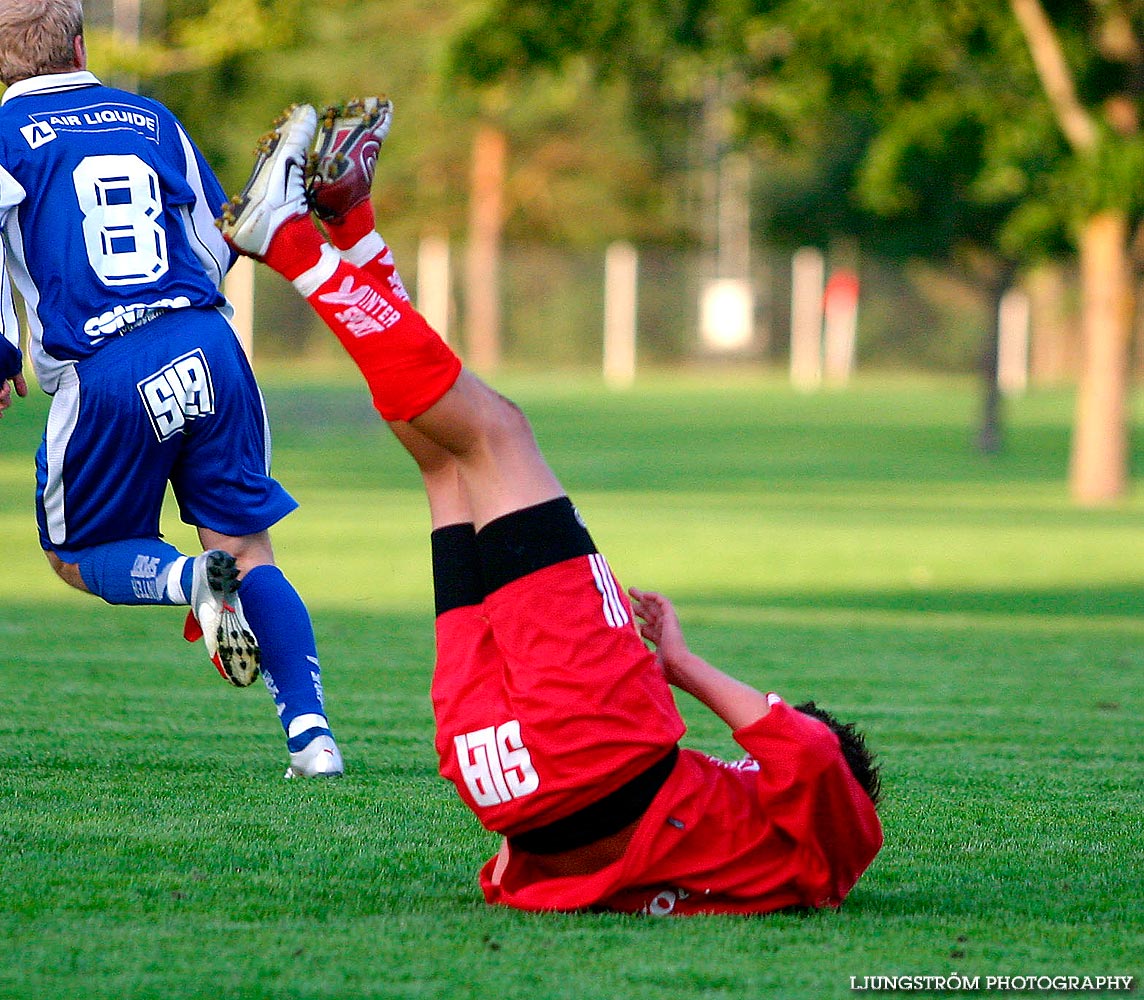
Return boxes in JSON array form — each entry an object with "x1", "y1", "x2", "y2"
[{"x1": 219, "y1": 100, "x2": 884, "y2": 915}]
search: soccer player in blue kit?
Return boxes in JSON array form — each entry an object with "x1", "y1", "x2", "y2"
[{"x1": 0, "y1": 0, "x2": 341, "y2": 777}]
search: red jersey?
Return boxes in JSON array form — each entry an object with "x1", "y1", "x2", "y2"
[{"x1": 481, "y1": 699, "x2": 883, "y2": 914}]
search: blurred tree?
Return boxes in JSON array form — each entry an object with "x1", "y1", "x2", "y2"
[
  {"x1": 727, "y1": 1, "x2": 1056, "y2": 454},
  {"x1": 85, "y1": 0, "x2": 300, "y2": 79},
  {"x1": 447, "y1": 0, "x2": 1051, "y2": 444},
  {"x1": 1006, "y1": 0, "x2": 1144, "y2": 504},
  {"x1": 448, "y1": 0, "x2": 1144, "y2": 500}
]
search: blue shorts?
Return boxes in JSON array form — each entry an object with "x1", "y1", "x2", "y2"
[{"x1": 36, "y1": 308, "x2": 297, "y2": 558}]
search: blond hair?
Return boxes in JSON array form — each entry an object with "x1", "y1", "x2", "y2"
[{"x1": 0, "y1": 0, "x2": 84, "y2": 85}]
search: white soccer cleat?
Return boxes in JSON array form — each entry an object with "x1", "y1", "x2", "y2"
[
  {"x1": 187, "y1": 549, "x2": 260, "y2": 687},
  {"x1": 307, "y1": 96, "x2": 393, "y2": 222},
  {"x1": 285, "y1": 733, "x2": 344, "y2": 779},
  {"x1": 218, "y1": 103, "x2": 317, "y2": 258}
]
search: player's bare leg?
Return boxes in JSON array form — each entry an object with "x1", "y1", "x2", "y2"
[
  {"x1": 197, "y1": 526, "x2": 274, "y2": 574},
  {"x1": 387, "y1": 420, "x2": 473, "y2": 530},
  {"x1": 397, "y1": 372, "x2": 565, "y2": 529},
  {"x1": 45, "y1": 551, "x2": 88, "y2": 591}
]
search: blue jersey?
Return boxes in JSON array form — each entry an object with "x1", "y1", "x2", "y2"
[{"x1": 0, "y1": 71, "x2": 235, "y2": 393}]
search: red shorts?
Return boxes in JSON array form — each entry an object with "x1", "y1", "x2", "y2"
[{"x1": 431, "y1": 554, "x2": 686, "y2": 838}]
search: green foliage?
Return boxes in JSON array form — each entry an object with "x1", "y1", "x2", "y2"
[
  {"x1": 447, "y1": 0, "x2": 607, "y2": 84},
  {"x1": 114, "y1": 0, "x2": 684, "y2": 249},
  {"x1": 1064, "y1": 133, "x2": 1144, "y2": 219},
  {"x1": 444, "y1": 0, "x2": 1144, "y2": 271},
  {"x1": 737, "y1": 1, "x2": 1069, "y2": 262},
  {"x1": 169, "y1": 0, "x2": 303, "y2": 55},
  {"x1": 85, "y1": 0, "x2": 304, "y2": 80},
  {"x1": 446, "y1": 0, "x2": 748, "y2": 227}
]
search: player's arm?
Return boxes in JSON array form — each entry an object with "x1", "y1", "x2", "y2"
[
  {"x1": 0, "y1": 171, "x2": 28, "y2": 417},
  {"x1": 629, "y1": 587, "x2": 773, "y2": 730}
]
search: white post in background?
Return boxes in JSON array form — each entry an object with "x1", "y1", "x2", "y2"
[
  {"x1": 998, "y1": 286, "x2": 1030, "y2": 396},
  {"x1": 823, "y1": 268, "x2": 860, "y2": 384},
  {"x1": 225, "y1": 255, "x2": 255, "y2": 361},
  {"x1": 790, "y1": 247, "x2": 825, "y2": 390},
  {"x1": 699, "y1": 278, "x2": 754, "y2": 352},
  {"x1": 417, "y1": 234, "x2": 451, "y2": 342},
  {"x1": 603, "y1": 241, "x2": 638, "y2": 388}
]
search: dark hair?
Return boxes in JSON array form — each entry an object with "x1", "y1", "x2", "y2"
[{"x1": 794, "y1": 701, "x2": 882, "y2": 808}]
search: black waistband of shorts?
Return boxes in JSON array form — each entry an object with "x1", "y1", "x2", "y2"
[
  {"x1": 476, "y1": 496, "x2": 596, "y2": 597},
  {"x1": 508, "y1": 745, "x2": 679, "y2": 856}
]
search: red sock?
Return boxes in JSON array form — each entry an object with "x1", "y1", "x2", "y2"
[
  {"x1": 321, "y1": 201, "x2": 410, "y2": 302},
  {"x1": 258, "y1": 216, "x2": 458, "y2": 419},
  {"x1": 291, "y1": 249, "x2": 460, "y2": 421},
  {"x1": 262, "y1": 214, "x2": 326, "y2": 280},
  {"x1": 322, "y1": 199, "x2": 375, "y2": 250}
]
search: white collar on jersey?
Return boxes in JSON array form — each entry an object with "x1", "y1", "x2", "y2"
[{"x1": 1, "y1": 70, "x2": 101, "y2": 105}]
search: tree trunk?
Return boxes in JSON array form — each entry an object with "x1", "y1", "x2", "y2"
[
  {"x1": 1069, "y1": 210, "x2": 1134, "y2": 504},
  {"x1": 977, "y1": 283, "x2": 1005, "y2": 455},
  {"x1": 464, "y1": 123, "x2": 507, "y2": 373},
  {"x1": 1008, "y1": 0, "x2": 1135, "y2": 502}
]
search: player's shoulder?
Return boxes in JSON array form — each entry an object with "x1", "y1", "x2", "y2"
[{"x1": 115, "y1": 87, "x2": 176, "y2": 118}]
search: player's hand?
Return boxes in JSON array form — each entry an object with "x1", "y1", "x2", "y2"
[
  {"x1": 632, "y1": 587, "x2": 773, "y2": 726},
  {"x1": 0, "y1": 373, "x2": 27, "y2": 418},
  {"x1": 629, "y1": 587, "x2": 691, "y2": 683}
]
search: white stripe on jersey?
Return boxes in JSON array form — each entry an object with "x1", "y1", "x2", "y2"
[
  {"x1": 43, "y1": 367, "x2": 81, "y2": 544},
  {"x1": 256, "y1": 380, "x2": 274, "y2": 475},
  {"x1": 0, "y1": 164, "x2": 26, "y2": 361},
  {"x1": 174, "y1": 123, "x2": 231, "y2": 289},
  {"x1": 589, "y1": 552, "x2": 629, "y2": 629}
]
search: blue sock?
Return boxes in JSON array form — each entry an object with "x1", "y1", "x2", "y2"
[
  {"x1": 238, "y1": 565, "x2": 330, "y2": 742},
  {"x1": 74, "y1": 538, "x2": 194, "y2": 606}
]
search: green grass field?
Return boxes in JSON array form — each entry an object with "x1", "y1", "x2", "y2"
[{"x1": 1, "y1": 370, "x2": 1141, "y2": 999}]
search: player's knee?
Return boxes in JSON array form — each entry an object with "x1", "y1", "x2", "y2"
[
  {"x1": 228, "y1": 537, "x2": 276, "y2": 577},
  {"x1": 485, "y1": 391, "x2": 534, "y2": 448},
  {"x1": 45, "y1": 551, "x2": 90, "y2": 593},
  {"x1": 197, "y1": 528, "x2": 275, "y2": 576}
]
